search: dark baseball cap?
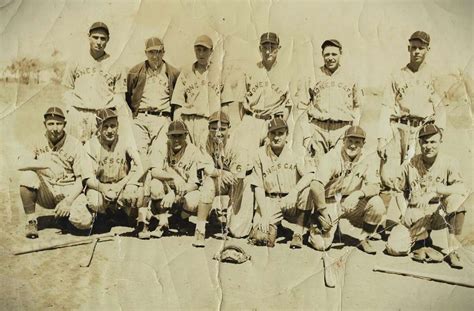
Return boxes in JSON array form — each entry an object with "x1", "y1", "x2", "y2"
[
  {"x1": 209, "y1": 111, "x2": 230, "y2": 125},
  {"x1": 409, "y1": 31, "x2": 430, "y2": 45},
  {"x1": 344, "y1": 126, "x2": 366, "y2": 139},
  {"x1": 268, "y1": 118, "x2": 288, "y2": 132},
  {"x1": 418, "y1": 124, "x2": 440, "y2": 138},
  {"x1": 321, "y1": 39, "x2": 342, "y2": 50},
  {"x1": 89, "y1": 22, "x2": 109, "y2": 36},
  {"x1": 167, "y1": 121, "x2": 188, "y2": 135},
  {"x1": 145, "y1": 37, "x2": 164, "y2": 51},
  {"x1": 194, "y1": 35, "x2": 213, "y2": 49},
  {"x1": 44, "y1": 107, "x2": 65, "y2": 120},
  {"x1": 260, "y1": 32, "x2": 280, "y2": 45},
  {"x1": 96, "y1": 109, "x2": 117, "y2": 125}
]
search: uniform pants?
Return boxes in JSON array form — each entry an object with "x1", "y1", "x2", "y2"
[{"x1": 181, "y1": 114, "x2": 208, "y2": 150}]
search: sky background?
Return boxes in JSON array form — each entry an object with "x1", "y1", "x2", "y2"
[{"x1": 0, "y1": 0, "x2": 472, "y2": 87}]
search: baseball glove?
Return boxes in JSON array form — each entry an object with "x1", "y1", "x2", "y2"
[
  {"x1": 213, "y1": 245, "x2": 251, "y2": 264},
  {"x1": 248, "y1": 224, "x2": 277, "y2": 247}
]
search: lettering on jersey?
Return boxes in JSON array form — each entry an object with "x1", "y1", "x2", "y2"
[
  {"x1": 312, "y1": 81, "x2": 352, "y2": 99},
  {"x1": 74, "y1": 67, "x2": 116, "y2": 89},
  {"x1": 395, "y1": 80, "x2": 435, "y2": 101},
  {"x1": 246, "y1": 80, "x2": 285, "y2": 98},
  {"x1": 262, "y1": 162, "x2": 296, "y2": 178},
  {"x1": 36, "y1": 146, "x2": 74, "y2": 163},
  {"x1": 99, "y1": 156, "x2": 126, "y2": 167},
  {"x1": 183, "y1": 76, "x2": 222, "y2": 99}
]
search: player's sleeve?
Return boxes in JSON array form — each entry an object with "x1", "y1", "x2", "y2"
[
  {"x1": 171, "y1": 71, "x2": 186, "y2": 107},
  {"x1": 114, "y1": 65, "x2": 128, "y2": 94},
  {"x1": 314, "y1": 153, "x2": 336, "y2": 186},
  {"x1": 249, "y1": 150, "x2": 264, "y2": 188},
  {"x1": 126, "y1": 145, "x2": 145, "y2": 183},
  {"x1": 378, "y1": 76, "x2": 396, "y2": 139},
  {"x1": 447, "y1": 159, "x2": 465, "y2": 186},
  {"x1": 229, "y1": 147, "x2": 247, "y2": 178},
  {"x1": 361, "y1": 157, "x2": 381, "y2": 197},
  {"x1": 62, "y1": 61, "x2": 76, "y2": 89}
]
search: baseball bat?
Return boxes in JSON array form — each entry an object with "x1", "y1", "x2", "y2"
[
  {"x1": 373, "y1": 266, "x2": 474, "y2": 288},
  {"x1": 13, "y1": 233, "x2": 115, "y2": 255},
  {"x1": 79, "y1": 237, "x2": 99, "y2": 268}
]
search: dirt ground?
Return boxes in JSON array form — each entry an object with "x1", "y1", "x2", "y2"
[{"x1": 0, "y1": 82, "x2": 473, "y2": 310}]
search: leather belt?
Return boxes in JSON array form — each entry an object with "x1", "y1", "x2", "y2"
[
  {"x1": 245, "y1": 110, "x2": 283, "y2": 121},
  {"x1": 390, "y1": 116, "x2": 432, "y2": 128},
  {"x1": 138, "y1": 108, "x2": 171, "y2": 117},
  {"x1": 266, "y1": 192, "x2": 288, "y2": 198},
  {"x1": 312, "y1": 118, "x2": 351, "y2": 125}
]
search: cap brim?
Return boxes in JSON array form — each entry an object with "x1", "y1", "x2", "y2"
[
  {"x1": 260, "y1": 39, "x2": 278, "y2": 45},
  {"x1": 268, "y1": 125, "x2": 288, "y2": 132},
  {"x1": 167, "y1": 130, "x2": 187, "y2": 135},
  {"x1": 409, "y1": 38, "x2": 429, "y2": 44},
  {"x1": 194, "y1": 43, "x2": 212, "y2": 49},
  {"x1": 345, "y1": 134, "x2": 365, "y2": 139},
  {"x1": 146, "y1": 45, "x2": 164, "y2": 51}
]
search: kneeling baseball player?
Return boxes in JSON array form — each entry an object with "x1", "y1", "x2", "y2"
[
  {"x1": 145, "y1": 121, "x2": 204, "y2": 245},
  {"x1": 199, "y1": 111, "x2": 254, "y2": 240},
  {"x1": 309, "y1": 126, "x2": 386, "y2": 254},
  {"x1": 18, "y1": 107, "x2": 90, "y2": 238},
  {"x1": 385, "y1": 124, "x2": 468, "y2": 269},
  {"x1": 82, "y1": 109, "x2": 145, "y2": 231},
  {"x1": 250, "y1": 118, "x2": 314, "y2": 249}
]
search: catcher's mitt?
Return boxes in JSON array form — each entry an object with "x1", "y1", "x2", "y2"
[
  {"x1": 248, "y1": 224, "x2": 277, "y2": 247},
  {"x1": 213, "y1": 245, "x2": 251, "y2": 264}
]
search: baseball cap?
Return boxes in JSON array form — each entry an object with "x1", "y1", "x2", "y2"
[
  {"x1": 260, "y1": 32, "x2": 280, "y2": 45},
  {"x1": 96, "y1": 109, "x2": 117, "y2": 125},
  {"x1": 344, "y1": 126, "x2": 366, "y2": 139},
  {"x1": 167, "y1": 120, "x2": 188, "y2": 135},
  {"x1": 409, "y1": 31, "x2": 430, "y2": 45},
  {"x1": 44, "y1": 107, "x2": 65, "y2": 120},
  {"x1": 268, "y1": 118, "x2": 288, "y2": 132},
  {"x1": 194, "y1": 35, "x2": 213, "y2": 49},
  {"x1": 418, "y1": 124, "x2": 440, "y2": 138},
  {"x1": 209, "y1": 111, "x2": 230, "y2": 125},
  {"x1": 89, "y1": 22, "x2": 109, "y2": 36},
  {"x1": 321, "y1": 39, "x2": 342, "y2": 50},
  {"x1": 145, "y1": 37, "x2": 164, "y2": 51}
]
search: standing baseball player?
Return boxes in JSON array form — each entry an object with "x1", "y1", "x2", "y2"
[
  {"x1": 82, "y1": 109, "x2": 145, "y2": 232},
  {"x1": 377, "y1": 31, "x2": 445, "y2": 190},
  {"x1": 249, "y1": 118, "x2": 314, "y2": 249},
  {"x1": 62, "y1": 22, "x2": 129, "y2": 144},
  {"x1": 199, "y1": 111, "x2": 254, "y2": 240},
  {"x1": 308, "y1": 126, "x2": 386, "y2": 254},
  {"x1": 293, "y1": 39, "x2": 362, "y2": 169},
  {"x1": 233, "y1": 32, "x2": 292, "y2": 162},
  {"x1": 144, "y1": 121, "x2": 203, "y2": 243},
  {"x1": 126, "y1": 36, "x2": 180, "y2": 159},
  {"x1": 385, "y1": 124, "x2": 467, "y2": 269},
  {"x1": 171, "y1": 35, "x2": 233, "y2": 150},
  {"x1": 18, "y1": 107, "x2": 90, "y2": 238}
]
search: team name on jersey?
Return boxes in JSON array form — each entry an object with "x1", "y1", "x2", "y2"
[
  {"x1": 409, "y1": 174, "x2": 446, "y2": 191},
  {"x1": 184, "y1": 80, "x2": 222, "y2": 98},
  {"x1": 74, "y1": 67, "x2": 116, "y2": 87},
  {"x1": 312, "y1": 81, "x2": 352, "y2": 99},
  {"x1": 36, "y1": 146, "x2": 74, "y2": 163},
  {"x1": 99, "y1": 156, "x2": 126, "y2": 166},
  {"x1": 246, "y1": 81, "x2": 285, "y2": 97},
  {"x1": 262, "y1": 162, "x2": 297, "y2": 178},
  {"x1": 396, "y1": 80, "x2": 435, "y2": 99}
]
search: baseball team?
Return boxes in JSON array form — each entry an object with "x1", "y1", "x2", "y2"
[{"x1": 17, "y1": 22, "x2": 469, "y2": 270}]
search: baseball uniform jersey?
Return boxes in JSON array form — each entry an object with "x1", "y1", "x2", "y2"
[
  {"x1": 241, "y1": 61, "x2": 292, "y2": 118},
  {"x1": 62, "y1": 53, "x2": 127, "y2": 110},
  {"x1": 315, "y1": 148, "x2": 381, "y2": 199},
  {"x1": 307, "y1": 66, "x2": 361, "y2": 122},
  {"x1": 378, "y1": 63, "x2": 444, "y2": 139},
  {"x1": 140, "y1": 65, "x2": 172, "y2": 112},
  {"x1": 83, "y1": 136, "x2": 142, "y2": 184},
  {"x1": 172, "y1": 62, "x2": 233, "y2": 117}
]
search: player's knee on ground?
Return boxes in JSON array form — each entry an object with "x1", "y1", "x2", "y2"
[
  {"x1": 149, "y1": 179, "x2": 165, "y2": 200},
  {"x1": 86, "y1": 189, "x2": 106, "y2": 214},
  {"x1": 364, "y1": 195, "x2": 386, "y2": 225},
  {"x1": 182, "y1": 190, "x2": 200, "y2": 213},
  {"x1": 385, "y1": 224, "x2": 412, "y2": 256},
  {"x1": 69, "y1": 194, "x2": 94, "y2": 230},
  {"x1": 19, "y1": 171, "x2": 41, "y2": 189},
  {"x1": 199, "y1": 177, "x2": 216, "y2": 205}
]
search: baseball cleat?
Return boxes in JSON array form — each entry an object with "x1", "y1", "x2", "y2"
[
  {"x1": 150, "y1": 225, "x2": 168, "y2": 239},
  {"x1": 358, "y1": 239, "x2": 376, "y2": 255},
  {"x1": 423, "y1": 247, "x2": 443, "y2": 263},
  {"x1": 447, "y1": 251, "x2": 463, "y2": 269},
  {"x1": 25, "y1": 220, "x2": 39, "y2": 239},
  {"x1": 289, "y1": 234, "x2": 303, "y2": 249},
  {"x1": 192, "y1": 230, "x2": 205, "y2": 248},
  {"x1": 137, "y1": 222, "x2": 150, "y2": 240}
]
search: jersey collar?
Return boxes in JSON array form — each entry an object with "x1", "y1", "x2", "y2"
[{"x1": 47, "y1": 133, "x2": 67, "y2": 151}]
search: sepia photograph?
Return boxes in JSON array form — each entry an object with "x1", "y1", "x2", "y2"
[{"x1": 0, "y1": 0, "x2": 473, "y2": 310}]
